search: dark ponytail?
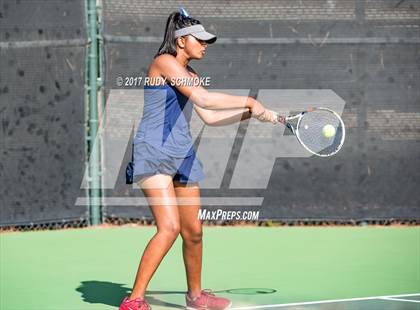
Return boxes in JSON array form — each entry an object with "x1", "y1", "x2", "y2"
[{"x1": 154, "y1": 11, "x2": 201, "y2": 58}]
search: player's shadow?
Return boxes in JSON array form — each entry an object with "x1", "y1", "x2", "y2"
[
  {"x1": 76, "y1": 281, "x2": 277, "y2": 308},
  {"x1": 76, "y1": 281, "x2": 185, "y2": 309}
]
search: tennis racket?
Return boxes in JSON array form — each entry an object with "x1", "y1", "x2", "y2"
[{"x1": 277, "y1": 107, "x2": 345, "y2": 157}]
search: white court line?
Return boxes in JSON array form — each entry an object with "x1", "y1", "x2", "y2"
[
  {"x1": 230, "y1": 293, "x2": 420, "y2": 309},
  {"x1": 380, "y1": 297, "x2": 420, "y2": 303}
]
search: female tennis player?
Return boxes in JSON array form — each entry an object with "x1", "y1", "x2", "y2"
[{"x1": 119, "y1": 8, "x2": 278, "y2": 310}]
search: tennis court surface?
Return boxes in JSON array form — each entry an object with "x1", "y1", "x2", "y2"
[{"x1": 1, "y1": 226, "x2": 419, "y2": 310}]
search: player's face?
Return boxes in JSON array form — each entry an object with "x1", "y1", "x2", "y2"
[{"x1": 183, "y1": 35, "x2": 208, "y2": 60}]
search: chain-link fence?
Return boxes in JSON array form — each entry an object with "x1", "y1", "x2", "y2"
[
  {"x1": 101, "y1": 0, "x2": 420, "y2": 223},
  {"x1": 0, "y1": 0, "x2": 89, "y2": 229},
  {"x1": 1, "y1": 0, "x2": 419, "y2": 230}
]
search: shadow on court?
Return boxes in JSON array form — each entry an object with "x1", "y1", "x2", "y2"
[
  {"x1": 76, "y1": 281, "x2": 277, "y2": 309},
  {"x1": 76, "y1": 281, "x2": 185, "y2": 308},
  {"x1": 2, "y1": 227, "x2": 418, "y2": 309}
]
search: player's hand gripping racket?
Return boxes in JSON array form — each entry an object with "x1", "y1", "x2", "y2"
[{"x1": 277, "y1": 107, "x2": 345, "y2": 157}]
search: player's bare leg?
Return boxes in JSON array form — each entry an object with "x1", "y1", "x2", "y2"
[
  {"x1": 174, "y1": 181, "x2": 202, "y2": 298},
  {"x1": 129, "y1": 174, "x2": 180, "y2": 300}
]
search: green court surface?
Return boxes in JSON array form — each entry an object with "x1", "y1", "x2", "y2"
[{"x1": 1, "y1": 226, "x2": 419, "y2": 310}]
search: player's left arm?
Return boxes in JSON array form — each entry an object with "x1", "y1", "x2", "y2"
[
  {"x1": 194, "y1": 105, "x2": 251, "y2": 126},
  {"x1": 188, "y1": 66, "x2": 251, "y2": 126}
]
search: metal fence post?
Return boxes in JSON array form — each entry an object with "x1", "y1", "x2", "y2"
[{"x1": 86, "y1": 0, "x2": 102, "y2": 225}]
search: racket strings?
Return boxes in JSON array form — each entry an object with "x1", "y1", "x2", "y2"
[{"x1": 297, "y1": 110, "x2": 344, "y2": 156}]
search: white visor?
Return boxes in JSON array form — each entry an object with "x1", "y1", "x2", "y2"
[{"x1": 174, "y1": 24, "x2": 217, "y2": 44}]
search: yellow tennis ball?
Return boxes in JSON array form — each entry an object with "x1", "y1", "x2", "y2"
[{"x1": 322, "y1": 124, "x2": 336, "y2": 138}]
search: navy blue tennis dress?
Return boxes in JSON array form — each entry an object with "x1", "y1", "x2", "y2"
[{"x1": 132, "y1": 82, "x2": 205, "y2": 184}]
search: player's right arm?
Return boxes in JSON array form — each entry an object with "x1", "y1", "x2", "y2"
[{"x1": 153, "y1": 54, "x2": 273, "y2": 121}]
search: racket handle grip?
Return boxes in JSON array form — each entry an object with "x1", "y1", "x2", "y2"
[{"x1": 277, "y1": 115, "x2": 286, "y2": 124}]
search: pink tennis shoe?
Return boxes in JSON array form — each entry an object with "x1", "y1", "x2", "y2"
[
  {"x1": 186, "y1": 289, "x2": 232, "y2": 310},
  {"x1": 119, "y1": 289, "x2": 231, "y2": 310},
  {"x1": 119, "y1": 296, "x2": 151, "y2": 310}
]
